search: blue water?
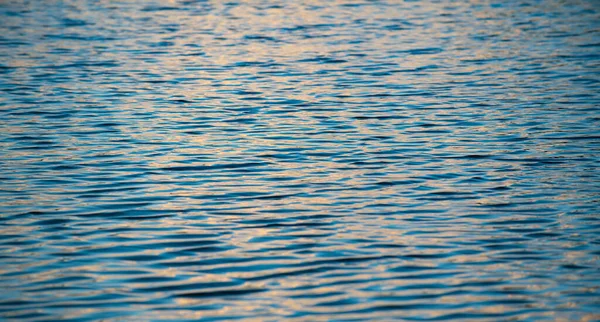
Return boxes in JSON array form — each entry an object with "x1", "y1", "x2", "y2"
[{"x1": 1, "y1": 0, "x2": 600, "y2": 321}]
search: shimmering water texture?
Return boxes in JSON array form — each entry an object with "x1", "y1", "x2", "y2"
[{"x1": 1, "y1": 0, "x2": 600, "y2": 321}]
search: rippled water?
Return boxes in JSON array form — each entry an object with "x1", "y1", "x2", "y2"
[{"x1": 1, "y1": 0, "x2": 600, "y2": 320}]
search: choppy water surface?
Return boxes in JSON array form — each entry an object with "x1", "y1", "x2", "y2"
[{"x1": 1, "y1": 0, "x2": 600, "y2": 320}]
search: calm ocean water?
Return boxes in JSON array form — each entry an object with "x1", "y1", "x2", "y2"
[{"x1": 1, "y1": 0, "x2": 600, "y2": 321}]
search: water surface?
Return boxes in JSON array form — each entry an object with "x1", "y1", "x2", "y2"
[{"x1": 1, "y1": 0, "x2": 600, "y2": 321}]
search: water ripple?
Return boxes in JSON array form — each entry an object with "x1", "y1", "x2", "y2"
[{"x1": 1, "y1": 0, "x2": 600, "y2": 321}]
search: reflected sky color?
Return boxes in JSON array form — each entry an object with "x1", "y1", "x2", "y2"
[{"x1": 1, "y1": 0, "x2": 600, "y2": 321}]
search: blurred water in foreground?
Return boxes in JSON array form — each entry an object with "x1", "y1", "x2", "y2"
[{"x1": 1, "y1": 0, "x2": 600, "y2": 321}]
